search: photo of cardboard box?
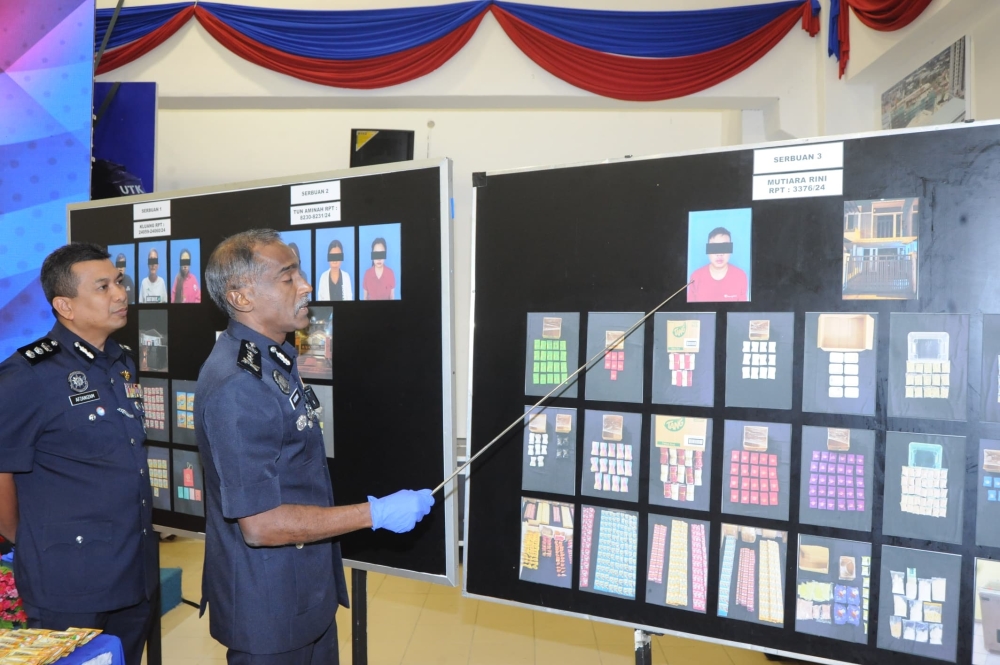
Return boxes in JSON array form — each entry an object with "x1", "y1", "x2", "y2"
[
  {"x1": 654, "y1": 415, "x2": 707, "y2": 450},
  {"x1": 542, "y1": 317, "x2": 563, "y2": 339},
  {"x1": 817, "y1": 314, "x2": 875, "y2": 352},
  {"x1": 602, "y1": 414, "x2": 624, "y2": 441},
  {"x1": 667, "y1": 320, "x2": 701, "y2": 354}
]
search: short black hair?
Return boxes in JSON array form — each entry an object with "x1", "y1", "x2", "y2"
[
  {"x1": 328, "y1": 239, "x2": 343, "y2": 253},
  {"x1": 40, "y1": 243, "x2": 111, "y2": 303},
  {"x1": 707, "y1": 227, "x2": 732, "y2": 242}
]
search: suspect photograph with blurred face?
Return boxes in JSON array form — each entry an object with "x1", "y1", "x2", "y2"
[
  {"x1": 359, "y1": 223, "x2": 402, "y2": 301},
  {"x1": 686, "y1": 209, "x2": 752, "y2": 303},
  {"x1": 139, "y1": 240, "x2": 168, "y2": 304},
  {"x1": 169, "y1": 239, "x2": 202, "y2": 304},
  {"x1": 108, "y1": 243, "x2": 136, "y2": 304}
]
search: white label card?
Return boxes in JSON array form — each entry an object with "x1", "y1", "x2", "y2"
[
  {"x1": 753, "y1": 142, "x2": 844, "y2": 174},
  {"x1": 133, "y1": 200, "x2": 170, "y2": 221},
  {"x1": 291, "y1": 180, "x2": 341, "y2": 205},
  {"x1": 133, "y1": 219, "x2": 172, "y2": 238},
  {"x1": 290, "y1": 201, "x2": 341, "y2": 226},
  {"x1": 752, "y1": 169, "x2": 843, "y2": 201}
]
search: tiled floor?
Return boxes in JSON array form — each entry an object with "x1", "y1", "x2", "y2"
[
  {"x1": 151, "y1": 537, "x2": 774, "y2": 665},
  {"x1": 974, "y1": 621, "x2": 1000, "y2": 664}
]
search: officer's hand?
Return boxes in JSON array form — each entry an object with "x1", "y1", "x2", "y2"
[{"x1": 367, "y1": 489, "x2": 435, "y2": 533}]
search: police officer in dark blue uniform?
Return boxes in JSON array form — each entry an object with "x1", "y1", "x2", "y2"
[
  {"x1": 0, "y1": 243, "x2": 159, "y2": 664},
  {"x1": 196, "y1": 229, "x2": 433, "y2": 665}
]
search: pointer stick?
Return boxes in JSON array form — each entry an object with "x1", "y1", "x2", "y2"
[{"x1": 432, "y1": 281, "x2": 693, "y2": 496}]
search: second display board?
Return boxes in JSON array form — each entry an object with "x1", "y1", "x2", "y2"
[
  {"x1": 465, "y1": 121, "x2": 1000, "y2": 665},
  {"x1": 68, "y1": 159, "x2": 457, "y2": 583}
]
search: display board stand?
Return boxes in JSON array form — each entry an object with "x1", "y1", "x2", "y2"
[
  {"x1": 634, "y1": 630, "x2": 652, "y2": 665},
  {"x1": 352, "y1": 569, "x2": 369, "y2": 665}
]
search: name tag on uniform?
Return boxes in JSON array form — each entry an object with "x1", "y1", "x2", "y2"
[
  {"x1": 69, "y1": 390, "x2": 100, "y2": 406},
  {"x1": 289, "y1": 389, "x2": 301, "y2": 410}
]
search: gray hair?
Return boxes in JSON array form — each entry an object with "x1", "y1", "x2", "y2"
[{"x1": 205, "y1": 229, "x2": 281, "y2": 318}]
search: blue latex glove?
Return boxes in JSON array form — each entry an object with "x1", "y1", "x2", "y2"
[
  {"x1": 1, "y1": 548, "x2": 13, "y2": 564},
  {"x1": 368, "y1": 489, "x2": 435, "y2": 533}
]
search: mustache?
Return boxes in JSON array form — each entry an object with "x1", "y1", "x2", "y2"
[{"x1": 295, "y1": 298, "x2": 310, "y2": 311}]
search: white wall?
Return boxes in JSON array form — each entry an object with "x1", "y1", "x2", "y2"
[{"x1": 94, "y1": 0, "x2": 1000, "y2": 437}]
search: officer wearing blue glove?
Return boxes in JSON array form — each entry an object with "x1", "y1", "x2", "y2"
[{"x1": 196, "y1": 229, "x2": 433, "y2": 665}]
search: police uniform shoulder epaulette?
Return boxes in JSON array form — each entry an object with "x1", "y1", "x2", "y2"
[
  {"x1": 17, "y1": 337, "x2": 61, "y2": 366},
  {"x1": 236, "y1": 340, "x2": 262, "y2": 379}
]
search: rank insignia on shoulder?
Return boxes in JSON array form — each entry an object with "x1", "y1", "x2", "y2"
[
  {"x1": 237, "y1": 340, "x2": 262, "y2": 379},
  {"x1": 268, "y1": 345, "x2": 293, "y2": 370},
  {"x1": 17, "y1": 337, "x2": 60, "y2": 365},
  {"x1": 73, "y1": 341, "x2": 96, "y2": 362}
]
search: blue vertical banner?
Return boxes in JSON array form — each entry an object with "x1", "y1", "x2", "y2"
[{"x1": 0, "y1": 0, "x2": 94, "y2": 357}]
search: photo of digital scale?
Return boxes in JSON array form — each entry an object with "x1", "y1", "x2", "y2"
[
  {"x1": 905, "y1": 332, "x2": 950, "y2": 399},
  {"x1": 900, "y1": 442, "x2": 948, "y2": 518}
]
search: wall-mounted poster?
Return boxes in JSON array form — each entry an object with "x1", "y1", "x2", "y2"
[
  {"x1": 172, "y1": 379, "x2": 198, "y2": 446},
  {"x1": 725, "y1": 313, "x2": 794, "y2": 410},
  {"x1": 306, "y1": 383, "x2": 334, "y2": 458},
  {"x1": 976, "y1": 440, "x2": 1000, "y2": 548},
  {"x1": 794, "y1": 535, "x2": 872, "y2": 644},
  {"x1": 717, "y1": 523, "x2": 787, "y2": 627},
  {"x1": 842, "y1": 198, "x2": 920, "y2": 300},
  {"x1": 146, "y1": 445, "x2": 171, "y2": 511},
  {"x1": 648, "y1": 415, "x2": 712, "y2": 512},
  {"x1": 140, "y1": 377, "x2": 169, "y2": 443},
  {"x1": 798, "y1": 427, "x2": 874, "y2": 533},
  {"x1": 137, "y1": 239, "x2": 168, "y2": 304},
  {"x1": 358, "y1": 223, "x2": 401, "y2": 301},
  {"x1": 107, "y1": 242, "x2": 136, "y2": 305},
  {"x1": 524, "y1": 312, "x2": 580, "y2": 399},
  {"x1": 877, "y1": 546, "x2": 961, "y2": 662},
  {"x1": 980, "y1": 315, "x2": 1000, "y2": 424},
  {"x1": 138, "y1": 309, "x2": 168, "y2": 373},
  {"x1": 686, "y1": 208, "x2": 751, "y2": 303},
  {"x1": 314, "y1": 227, "x2": 354, "y2": 302},
  {"x1": 973, "y1": 558, "x2": 1000, "y2": 665},
  {"x1": 278, "y1": 229, "x2": 313, "y2": 293},
  {"x1": 579, "y1": 505, "x2": 638, "y2": 600},
  {"x1": 888, "y1": 313, "x2": 969, "y2": 421},
  {"x1": 882, "y1": 432, "x2": 965, "y2": 545},
  {"x1": 651, "y1": 313, "x2": 715, "y2": 408},
  {"x1": 171, "y1": 448, "x2": 205, "y2": 518},
  {"x1": 645, "y1": 514, "x2": 710, "y2": 614},
  {"x1": 802, "y1": 313, "x2": 877, "y2": 416},
  {"x1": 522, "y1": 406, "x2": 576, "y2": 497},
  {"x1": 881, "y1": 37, "x2": 968, "y2": 130},
  {"x1": 581, "y1": 410, "x2": 641, "y2": 503},
  {"x1": 585, "y1": 313, "x2": 644, "y2": 404},
  {"x1": 519, "y1": 497, "x2": 574, "y2": 590},
  {"x1": 168, "y1": 239, "x2": 201, "y2": 304},
  {"x1": 721, "y1": 420, "x2": 791, "y2": 521},
  {"x1": 295, "y1": 306, "x2": 333, "y2": 380}
]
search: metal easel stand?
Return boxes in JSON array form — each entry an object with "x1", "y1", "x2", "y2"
[
  {"x1": 352, "y1": 569, "x2": 368, "y2": 665},
  {"x1": 634, "y1": 629, "x2": 653, "y2": 665}
]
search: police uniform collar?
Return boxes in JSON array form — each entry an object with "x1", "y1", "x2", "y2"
[
  {"x1": 227, "y1": 320, "x2": 298, "y2": 361},
  {"x1": 49, "y1": 322, "x2": 119, "y2": 365}
]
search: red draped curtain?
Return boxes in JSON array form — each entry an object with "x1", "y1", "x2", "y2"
[{"x1": 836, "y1": 0, "x2": 934, "y2": 77}]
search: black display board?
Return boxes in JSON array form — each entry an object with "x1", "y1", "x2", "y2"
[
  {"x1": 465, "y1": 121, "x2": 1000, "y2": 663},
  {"x1": 67, "y1": 159, "x2": 458, "y2": 583}
]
